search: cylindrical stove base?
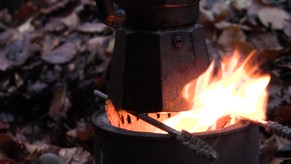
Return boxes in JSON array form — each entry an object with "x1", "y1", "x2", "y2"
[{"x1": 92, "y1": 111, "x2": 259, "y2": 164}]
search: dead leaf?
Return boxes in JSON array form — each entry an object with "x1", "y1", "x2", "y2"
[
  {"x1": 274, "y1": 136, "x2": 291, "y2": 153},
  {"x1": 26, "y1": 81, "x2": 48, "y2": 96},
  {"x1": 45, "y1": 14, "x2": 78, "y2": 32},
  {"x1": 78, "y1": 23, "x2": 107, "y2": 33},
  {"x1": 0, "y1": 38, "x2": 32, "y2": 71},
  {"x1": 0, "y1": 52, "x2": 13, "y2": 71},
  {"x1": 58, "y1": 147, "x2": 92, "y2": 164},
  {"x1": 210, "y1": 1, "x2": 229, "y2": 19},
  {"x1": 217, "y1": 26, "x2": 246, "y2": 47},
  {"x1": 0, "y1": 31, "x2": 13, "y2": 47},
  {"x1": 217, "y1": 26, "x2": 251, "y2": 54},
  {"x1": 66, "y1": 120, "x2": 93, "y2": 142},
  {"x1": 229, "y1": 40, "x2": 254, "y2": 56},
  {"x1": 260, "y1": 136, "x2": 278, "y2": 164},
  {"x1": 76, "y1": 120, "x2": 93, "y2": 142},
  {"x1": 215, "y1": 21, "x2": 252, "y2": 31},
  {"x1": 44, "y1": 20, "x2": 67, "y2": 33},
  {"x1": 0, "y1": 133, "x2": 20, "y2": 160},
  {"x1": 0, "y1": 28, "x2": 22, "y2": 49},
  {"x1": 0, "y1": 112, "x2": 14, "y2": 123},
  {"x1": 199, "y1": 4, "x2": 216, "y2": 40},
  {"x1": 199, "y1": 2, "x2": 214, "y2": 22},
  {"x1": 259, "y1": 49, "x2": 287, "y2": 62},
  {"x1": 247, "y1": 0, "x2": 266, "y2": 17},
  {"x1": 87, "y1": 36, "x2": 110, "y2": 52},
  {"x1": 231, "y1": 0, "x2": 249, "y2": 10},
  {"x1": 61, "y1": 12, "x2": 80, "y2": 29},
  {"x1": 42, "y1": 42, "x2": 79, "y2": 64},
  {"x1": 249, "y1": 32, "x2": 284, "y2": 50},
  {"x1": 268, "y1": 85, "x2": 290, "y2": 110},
  {"x1": 24, "y1": 143, "x2": 60, "y2": 156},
  {"x1": 275, "y1": 105, "x2": 291, "y2": 123},
  {"x1": 49, "y1": 84, "x2": 71, "y2": 118},
  {"x1": 261, "y1": 0, "x2": 282, "y2": 5},
  {"x1": 42, "y1": 34, "x2": 61, "y2": 53},
  {"x1": 0, "y1": 157, "x2": 17, "y2": 164},
  {"x1": 44, "y1": 0, "x2": 58, "y2": 5},
  {"x1": 36, "y1": 153, "x2": 64, "y2": 164},
  {"x1": 0, "y1": 122, "x2": 9, "y2": 131},
  {"x1": 0, "y1": 9, "x2": 12, "y2": 24},
  {"x1": 283, "y1": 21, "x2": 291, "y2": 38},
  {"x1": 18, "y1": 17, "x2": 35, "y2": 33},
  {"x1": 258, "y1": 7, "x2": 291, "y2": 29},
  {"x1": 13, "y1": 2, "x2": 38, "y2": 26},
  {"x1": 40, "y1": 0, "x2": 76, "y2": 16},
  {"x1": 6, "y1": 39, "x2": 30, "y2": 66},
  {"x1": 66, "y1": 129, "x2": 77, "y2": 140},
  {"x1": 268, "y1": 73, "x2": 284, "y2": 95},
  {"x1": 106, "y1": 38, "x2": 115, "y2": 54}
]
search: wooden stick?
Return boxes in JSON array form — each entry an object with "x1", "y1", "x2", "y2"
[
  {"x1": 131, "y1": 113, "x2": 218, "y2": 161},
  {"x1": 237, "y1": 116, "x2": 291, "y2": 140}
]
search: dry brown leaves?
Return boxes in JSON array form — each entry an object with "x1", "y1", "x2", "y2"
[
  {"x1": 48, "y1": 84, "x2": 71, "y2": 118},
  {"x1": 0, "y1": 0, "x2": 111, "y2": 163},
  {"x1": 0, "y1": 0, "x2": 290, "y2": 163},
  {"x1": 42, "y1": 42, "x2": 80, "y2": 64},
  {"x1": 258, "y1": 7, "x2": 290, "y2": 30},
  {"x1": 0, "y1": 133, "x2": 20, "y2": 160},
  {"x1": 66, "y1": 120, "x2": 94, "y2": 142},
  {"x1": 24, "y1": 142, "x2": 93, "y2": 163},
  {"x1": 59, "y1": 147, "x2": 92, "y2": 164},
  {"x1": 200, "y1": 0, "x2": 290, "y2": 58}
]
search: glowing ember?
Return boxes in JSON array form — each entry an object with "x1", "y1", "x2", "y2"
[{"x1": 160, "y1": 50, "x2": 270, "y2": 133}]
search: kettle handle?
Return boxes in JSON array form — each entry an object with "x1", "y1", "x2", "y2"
[{"x1": 95, "y1": 0, "x2": 126, "y2": 28}]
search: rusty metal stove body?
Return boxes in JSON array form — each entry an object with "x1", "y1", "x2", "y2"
[
  {"x1": 93, "y1": 112, "x2": 259, "y2": 164},
  {"x1": 97, "y1": 0, "x2": 209, "y2": 113},
  {"x1": 93, "y1": 0, "x2": 260, "y2": 163}
]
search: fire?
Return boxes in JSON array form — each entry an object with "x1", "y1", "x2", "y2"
[{"x1": 160, "y1": 50, "x2": 270, "y2": 133}]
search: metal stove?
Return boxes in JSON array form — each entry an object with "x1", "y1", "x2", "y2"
[{"x1": 92, "y1": 0, "x2": 259, "y2": 163}]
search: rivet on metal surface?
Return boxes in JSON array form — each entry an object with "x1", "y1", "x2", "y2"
[{"x1": 174, "y1": 35, "x2": 184, "y2": 48}]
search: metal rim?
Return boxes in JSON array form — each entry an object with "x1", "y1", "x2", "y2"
[{"x1": 92, "y1": 110, "x2": 250, "y2": 139}]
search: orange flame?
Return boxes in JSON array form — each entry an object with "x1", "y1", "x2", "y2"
[{"x1": 161, "y1": 50, "x2": 270, "y2": 133}]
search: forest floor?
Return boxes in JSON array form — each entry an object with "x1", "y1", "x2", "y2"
[{"x1": 0, "y1": 0, "x2": 291, "y2": 163}]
